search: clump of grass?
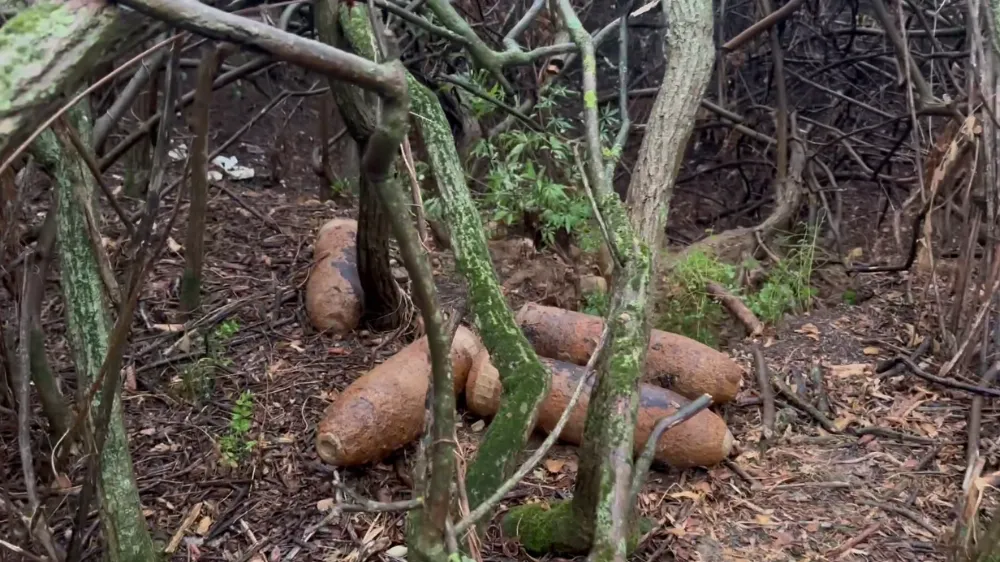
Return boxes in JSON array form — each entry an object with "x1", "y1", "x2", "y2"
[
  {"x1": 746, "y1": 229, "x2": 818, "y2": 323},
  {"x1": 655, "y1": 228, "x2": 818, "y2": 347},
  {"x1": 656, "y1": 250, "x2": 738, "y2": 348}
]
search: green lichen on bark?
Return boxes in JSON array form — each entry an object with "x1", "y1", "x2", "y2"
[
  {"x1": 0, "y1": 0, "x2": 121, "y2": 155},
  {"x1": 502, "y1": 501, "x2": 588, "y2": 554},
  {"x1": 503, "y1": 501, "x2": 653, "y2": 556},
  {"x1": 519, "y1": 0, "x2": 714, "y2": 557},
  {"x1": 408, "y1": 78, "x2": 550, "y2": 510},
  {"x1": 34, "y1": 107, "x2": 157, "y2": 562}
]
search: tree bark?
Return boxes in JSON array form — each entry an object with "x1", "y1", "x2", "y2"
[
  {"x1": 0, "y1": 0, "x2": 124, "y2": 161},
  {"x1": 408, "y1": 79, "x2": 552, "y2": 511},
  {"x1": 33, "y1": 107, "x2": 157, "y2": 562},
  {"x1": 180, "y1": 44, "x2": 219, "y2": 315},
  {"x1": 315, "y1": 0, "x2": 403, "y2": 331},
  {"x1": 503, "y1": 0, "x2": 715, "y2": 557}
]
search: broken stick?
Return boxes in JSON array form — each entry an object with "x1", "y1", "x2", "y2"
[
  {"x1": 707, "y1": 281, "x2": 764, "y2": 336},
  {"x1": 752, "y1": 344, "x2": 775, "y2": 440}
]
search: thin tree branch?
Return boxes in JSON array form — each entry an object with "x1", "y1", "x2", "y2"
[
  {"x1": 604, "y1": 0, "x2": 633, "y2": 181},
  {"x1": 0, "y1": 34, "x2": 182, "y2": 178},
  {"x1": 752, "y1": 343, "x2": 776, "y2": 440},
  {"x1": 59, "y1": 117, "x2": 136, "y2": 236},
  {"x1": 99, "y1": 56, "x2": 276, "y2": 171},
  {"x1": 628, "y1": 394, "x2": 713, "y2": 505},
  {"x1": 723, "y1": 0, "x2": 805, "y2": 51},
  {"x1": 92, "y1": 48, "x2": 168, "y2": 151},
  {"x1": 761, "y1": 0, "x2": 789, "y2": 182},
  {"x1": 114, "y1": 0, "x2": 406, "y2": 99},
  {"x1": 437, "y1": 74, "x2": 542, "y2": 131}
]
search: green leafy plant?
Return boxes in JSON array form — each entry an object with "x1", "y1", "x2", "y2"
[
  {"x1": 656, "y1": 229, "x2": 817, "y2": 346},
  {"x1": 581, "y1": 289, "x2": 610, "y2": 317},
  {"x1": 328, "y1": 177, "x2": 354, "y2": 198},
  {"x1": 745, "y1": 229, "x2": 818, "y2": 323},
  {"x1": 178, "y1": 319, "x2": 240, "y2": 402},
  {"x1": 220, "y1": 390, "x2": 256, "y2": 467},
  {"x1": 456, "y1": 81, "x2": 619, "y2": 253},
  {"x1": 656, "y1": 250, "x2": 738, "y2": 347}
]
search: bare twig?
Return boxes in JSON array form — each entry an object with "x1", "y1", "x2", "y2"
[
  {"x1": 708, "y1": 281, "x2": 764, "y2": 335},
  {"x1": 400, "y1": 138, "x2": 427, "y2": 243},
  {"x1": 0, "y1": 539, "x2": 46, "y2": 562},
  {"x1": 723, "y1": 0, "x2": 805, "y2": 52},
  {"x1": 771, "y1": 375, "x2": 840, "y2": 433},
  {"x1": 894, "y1": 356, "x2": 1000, "y2": 398},
  {"x1": 723, "y1": 459, "x2": 762, "y2": 490},
  {"x1": 100, "y1": 56, "x2": 277, "y2": 171},
  {"x1": 93, "y1": 48, "x2": 169, "y2": 150},
  {"x1": 59, "y1": 118, "x2": 135, "y2": 236},
  {"x1": 437, "y1": 74, "x2": 541, "y2": 131},
  {"x1": 826, "y1": 522, "x2": 882, "y2": 558},
  {"x1": 629, "y1": 394, "x2": 714, "y2": 504},
  {"x1": 752, "y1": 343, "x2": 776, "y2": 440},
  {"x1": 14, "y1": 248, "x2": 60, "y2": 562}
]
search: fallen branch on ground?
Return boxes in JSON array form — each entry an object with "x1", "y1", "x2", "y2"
[
  {"x1": 770, "y1": 375, "x2": 840, "y2": 433},
  {"x1": 891, "y1": 356, "x2": 1000, "y2": 397},
  {"x1": 752, "y1": 344, "x2": 775, "y2": 440},
  {"x1": 707, "y1": 281, "x2": 764, "y2": 336}
]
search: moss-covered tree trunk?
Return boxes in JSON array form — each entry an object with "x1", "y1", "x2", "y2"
[
  {"x1": 325, "y1": 1, "x2": 551, "y2": 528},
  {"x1": 407, "y1": 79, "x2": 552, "y2": 510},
  {"x1": 504, "y1": 0, "x2": 715, "y2": 558},
  {"x1": 0, "y1": 0, "x2": 123, "y2": 161},
  {"x1": 33, "y1": 107, "x2": 157, "y2": 562},
  {"x1": 314, "y1": 0, "x2": 403, "y2": 331}
]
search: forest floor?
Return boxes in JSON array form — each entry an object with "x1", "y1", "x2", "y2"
[{"x1": 2, "y1": 69, "x2": 992, "y2": 562}]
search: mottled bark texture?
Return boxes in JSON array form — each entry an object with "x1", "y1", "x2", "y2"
[
  {"x1": 322, "y1": 3, "x2": 550, "y2": 532},
  {"x1": 33, "y1": 107, "x2": 157, "y2": 562},
  {"x1": 315, "y1": 0, "x2": 403, "y2": 330},
  {"x1": 408, "y1": 79, "x2": 552, "y2": 511},
  {"x1": 0, "y1": 0, "x2": 123, "y2": 161},
  {"x1": 503, "y1": 0, "x2": 715, "y2": 558}
]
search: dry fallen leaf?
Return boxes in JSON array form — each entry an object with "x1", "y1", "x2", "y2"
[
  {"x1": 167, "y1": 237, "x2": 183, "y2": 253},
  {"x1": 771, "y1": 531, "x2": 795, "y2": 548},
  {"x1": 470, "y1": 419, "x2": 486, "y2": 432},
  {"x1": 317, "y1": 498, "x2": 335, "y2": 512},
  {"x1": 755, "y1": 513, "x2": 772, "y2": 525},
  {"x1": 863, "y1": 346, "x2": 881, "y2": 356},
  {"x1": 796, "y1": 323, "x2": 821, "y2": 341},
  {"x1": 195, "y1": 515, "x2": 212, "y2": 536},
  {"x1": 829, "y1": 363, "x2": 869, "y2": 378},
  {"x1": 386, "y1": 545, "x2": 407, "y2": 559},
  {"x1": 151, "y1": 442, "x2": 180, "y2": 453},
  {"x1": 544, "y1": 459, "x2": 566, "y2": 474},
  {"x1": 669, "y1": 490, "x2": 703, "y2": 502}
]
